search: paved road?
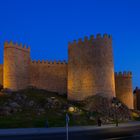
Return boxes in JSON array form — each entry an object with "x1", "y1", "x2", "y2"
[{"x1": 0, "y1": 125, "x2": 140, "y2": 140}]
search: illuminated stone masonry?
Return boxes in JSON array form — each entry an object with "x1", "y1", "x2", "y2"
[
  {"x1": 115, "y1": 72, "x2": 133, "y2": 109},
  {"x1": 0, "y1": 33, "x2": 134, "y2": 109},
  {"x1": 68, "y1": 34, "x2": 115, "y2": 100}
]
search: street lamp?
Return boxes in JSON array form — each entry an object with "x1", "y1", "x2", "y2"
[{"x1": 112, "y1": 97, "x2": 121, "y2": 127}]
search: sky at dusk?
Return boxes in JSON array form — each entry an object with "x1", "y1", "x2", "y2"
[{"x1": 0, "y1": 0, "x2": 140, "y2": 88}]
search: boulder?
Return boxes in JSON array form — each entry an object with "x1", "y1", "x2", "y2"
[
  {"x1": 14, "y1": 94, "x2": 22, "y2": 102},
  {"x1": 9, "y1": 102, "x2": 20, "y2": 108},
  {"x1": 0, "y1": 107, "x2": 11, "y2": 116},
  {"x1": 28, "y1": 100, "x2": 35, "y2": 107}
]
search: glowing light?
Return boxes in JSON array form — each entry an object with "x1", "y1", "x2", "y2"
[{"x1": 68, "y1": 107, "x2": 75, "y2": 112}]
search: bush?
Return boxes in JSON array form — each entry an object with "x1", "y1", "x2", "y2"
[
  {"x1": 0, "y1": 84, "x2": 3, "y2": 91},
  {"x1": 1, "y1": 88, "x2": 12, "y2": 94},
  {"x1": 131, "y1": 112, "x2": 140, "y2": 118}
]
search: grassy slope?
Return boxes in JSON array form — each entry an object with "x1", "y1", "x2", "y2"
[
  {"x1": 0, "y1": 89, "x2": 96, "y2": 128},
  {"x1": 0, "y1": 88, "x2": 138, "y2": 128}
]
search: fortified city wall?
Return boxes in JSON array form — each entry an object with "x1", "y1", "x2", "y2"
[
  {"x1": 1, "y1": 34, "x2": 134, "y2": 110},
  {"x1": 3, "y1": 41, "x2": 30, "y2": 90},
  {"x1": 3, "y1": 41, "x2": 67, "y2": 94},
  {"x1": 0, "y1": 64, "x2": 3, "y2": 85},
  {"x1": 68, "y1": 34, "x2": 116, "y2": 101},
  {"x1": 30, "y1": 60, "x2": 67, "y2": 94},
  {"x1": 115, "y1": 72, "x2": 134, "y2": 109}
]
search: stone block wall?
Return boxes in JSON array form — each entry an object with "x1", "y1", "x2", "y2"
[
  {"x1": 68, "y1": 34, "x2": 116, "y2": 101},
  {"x1": 30, "y1": 60, "x2": 67, "y2": 94},
  {"x1": 1, "y1": 34, "x2": 134, "y2": 110},
  {"x1": 4, "y1": 42, "x2": 30, "y2": 90},
  {"x1": 115, "y1": 72, "x2": 134, "y2": 109}
]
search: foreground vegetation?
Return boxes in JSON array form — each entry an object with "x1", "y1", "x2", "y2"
[
  {"x1": 0, "y1": 88, "x2": 139, "y2": 128},
  {"x1": 0, "y1": 88, "x2": 96, "y2": 128}
]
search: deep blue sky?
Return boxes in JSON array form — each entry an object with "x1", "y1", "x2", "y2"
[{"x1": 0, "y1": 0, "x2": 140, "y2": 88}]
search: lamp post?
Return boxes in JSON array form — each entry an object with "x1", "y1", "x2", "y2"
[{"x1": 112, "y1": 98, "x2": 121, "y2": 127}]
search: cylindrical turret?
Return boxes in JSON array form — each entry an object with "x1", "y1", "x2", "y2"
[
  {"x1": 115, "y1": 72, "x2": 134, "y2": 109},
  {"x1": 68, "y1": 34, "x2": 115, "y2": 101},
  {"x1": 4, "y1": 41, "x2": 30, "y2": 90}
]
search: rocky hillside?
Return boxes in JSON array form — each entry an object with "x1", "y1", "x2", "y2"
[
  {"x1": 79, "y1": 95, "x2": 131, "y2": 123},
  {"x1": 0, "y1": 87, "x2": 137, "y2": 128}
]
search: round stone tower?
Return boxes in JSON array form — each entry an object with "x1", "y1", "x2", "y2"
[
  {"x1": 4, "y1": 41, "x2": 30, "y2": 91},
  {"x1": 115, "y1": 72, "x2": 134, "y2": 109},
  {"x1": 68, "y1": 33, "x2": 116, "y2": 101}
]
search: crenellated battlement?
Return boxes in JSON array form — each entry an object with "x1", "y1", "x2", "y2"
[
  {"x1": 68, "y1": 33, "x2": 115, "y2": 101},
  {"x1": 1, "y1": 33, "x2": 134, "y2": 109},
  {"x1": 115, "y1": 71, "x2": 132, "y2": 77},
  {"x1": 115, "y1": 71, "x2": 133, "y2": 109},
  {"x1": 68, "y1": 33, "x2": 112, "y2": 47},
  {"x1": 4, "y1": 41, "x2": 30, "y2": 90},
  {"x1": 4, "y1": 41, "x2": 30, "y2": 52},
  {"x1": 31, "y1": 60, "x2": 67, "y2": 65}
]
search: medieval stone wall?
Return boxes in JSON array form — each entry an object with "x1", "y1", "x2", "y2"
[
  {"x1": 115, "y1": 72, "x2": 134, "y2": 109},
  {"x1": 68, "y1": 34, "x2": 116, "y2": 101},
  {"x1": 0, "y1": 64, "x2": 3, "y2": 85},
  {"x1": 2, "y1": 34, "x2": 134, "y2": 110},
  {"x1": 4, "y1": 42, "x2": 30, "y2": 90},
  {"x1": 30, "y1": 60, "x2": 67, "y2": 94}
]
